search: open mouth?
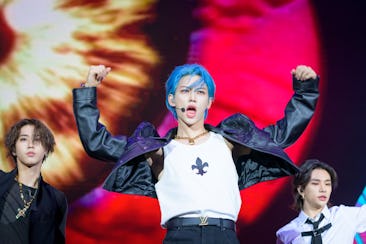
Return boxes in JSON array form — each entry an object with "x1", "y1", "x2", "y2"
[{"x1": 186, "y1": 105, "x2": 197, "y2": 118}]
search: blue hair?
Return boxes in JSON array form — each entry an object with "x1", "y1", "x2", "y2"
[{"x1": 165, "y1": 64, "x2": 216, "y2": 119}]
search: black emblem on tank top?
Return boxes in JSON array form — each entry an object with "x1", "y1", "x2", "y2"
[{"x1": 191, "y1": 157, "x2": 209, "y2": 175}]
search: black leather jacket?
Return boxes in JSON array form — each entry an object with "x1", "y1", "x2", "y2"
[{"x1": 73, "y1": 77, "x2": 319, "y2": 198}]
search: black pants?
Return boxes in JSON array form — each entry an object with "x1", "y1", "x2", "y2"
[{"x1": 163, "y1": 225, "x2": 240, "y2": 244}]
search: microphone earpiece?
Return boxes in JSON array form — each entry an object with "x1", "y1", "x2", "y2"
[{"x1": 175, "y1": 107, "x2": 185, "y2": 112}]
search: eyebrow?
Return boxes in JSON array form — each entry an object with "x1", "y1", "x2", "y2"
[
  {"x1": 180, "y1": 83, "x2": 207, "y2": 90},
  {"x1": 19, "y1": 133, "x2": 39, "y2": 139},
  {"x1": 19, "y1": 134, "x2": 30, "y2": 137},
  {"x1": 309, "y1": 179, "x2": 331, "y2": 182}
]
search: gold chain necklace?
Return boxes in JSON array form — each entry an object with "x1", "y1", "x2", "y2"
[
  {"x1": 15, "y1": 177, "x2": 39, "y2": 219},
  {"x1": 174, "y1": 130, "x2": 209, "y2": 145}
]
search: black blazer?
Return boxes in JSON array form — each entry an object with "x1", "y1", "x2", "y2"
[{"x1": 0, "y1": 169, "x2": 68, "y2": 244}]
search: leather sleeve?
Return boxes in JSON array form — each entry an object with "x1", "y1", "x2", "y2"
[
  {"x1": 72, "y1": 87, "x2": 127, "y2": 162},
  {"x1": 263, "y1": 76, "x2": 319, "y2": 148}
]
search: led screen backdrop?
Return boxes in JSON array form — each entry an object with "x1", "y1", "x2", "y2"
[{"x1": 0, "y1": 0, "x2": 365, "y2": 243}]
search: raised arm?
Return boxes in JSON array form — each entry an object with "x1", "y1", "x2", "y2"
[
  {"x1": 83, "y1": 64, "x2": 111, "y2": 88},
  {"x1": 264, "y1": 65, "x2": 319, "y2": 148},
  {"x1": 73, "y1": 65, "x2": 127, "y2": 162}
]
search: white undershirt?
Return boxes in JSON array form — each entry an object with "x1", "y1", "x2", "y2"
[{"x1": 155, "y1": 132, "x2": 241, "y2": 226}]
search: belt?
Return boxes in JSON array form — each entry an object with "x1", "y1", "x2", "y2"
[{"x1": 165, "y1": 217, "x2": 236, "y2": 230}]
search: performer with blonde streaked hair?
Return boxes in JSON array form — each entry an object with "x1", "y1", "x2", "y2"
[{"x1": 0, "y1": 118, "x2": 68, "y2": 244}]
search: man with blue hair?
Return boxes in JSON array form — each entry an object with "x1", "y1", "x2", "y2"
[
  {"x1": 73, "y1": 63, "x2": 318, "y2": 243},
  {"x1": 165, "y1": 64, "x2": 216, "y2": 120}
]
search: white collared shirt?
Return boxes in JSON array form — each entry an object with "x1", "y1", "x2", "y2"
[{"x1": 276, "y1": 205, "x2": 366, "y2": 244}]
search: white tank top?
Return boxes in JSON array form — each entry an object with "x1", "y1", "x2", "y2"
[{"x1": 155, "y1": 132, "x2": 241, "y2": 226}]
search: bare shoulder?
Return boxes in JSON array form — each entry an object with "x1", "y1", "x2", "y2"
[
  {"x1": 224, "y1": 138, "x2": 251, "y2": 156},
  {"x1": 145, "y1": 148, "x2": 164, "y2": 180}
]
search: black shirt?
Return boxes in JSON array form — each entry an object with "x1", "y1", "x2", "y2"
[{"x1": 0, "y1": 180, "x2": 37, "y2": 244}]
